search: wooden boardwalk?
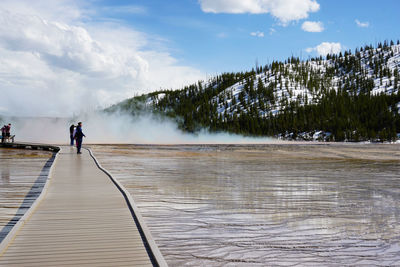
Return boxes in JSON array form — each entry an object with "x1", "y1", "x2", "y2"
[
  {"x1": 0, "y1": 146, "x2": 166, "y2": 266},
  {"x1": 0, "y1": 142, "x2": 59, "y2": 152}
]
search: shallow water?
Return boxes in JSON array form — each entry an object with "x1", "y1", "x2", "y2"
[
  {"x1": 91, "y1": 144, "x2": 400, "y2": 266},
  {"x1": 0, "y1": 148, "x2": 54, "y2": 242}
]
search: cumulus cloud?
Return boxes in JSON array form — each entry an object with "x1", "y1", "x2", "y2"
[
  {"x1": 301, "y1": 21, "x2": 324, "y2": 32},
  {"x1": 0, "y1": 1, "x2": 204, "y2": 116},
  {"x1": 250, "y1": 31, "x2": 264, "y2": 37},
  {"x1": 199, "y1": 0, "x2": 320, "y2": 24},
  {"x1": 355, "y1": 19, "x2": 369, "y2": 28},
  {"x1": 306, "y1": 42, "x2": 342, "y2": 56}
]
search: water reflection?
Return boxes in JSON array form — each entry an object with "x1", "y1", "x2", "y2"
[
  {"x1": 92, "y1": 144, "x2": 400, "y2": 266},
  {"x1": 0, "y1": 148, "x2": 53, "y2": 242},
  {"x1": 1, "y1": 164, "x2": 10, "y2": 184}
]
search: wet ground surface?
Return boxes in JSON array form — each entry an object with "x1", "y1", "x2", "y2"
[
  {"x1": 0, "y1": 148, "x2": 54, "y2": 242},
  {"x1": 91, "y1": 144, "x2": 400, "y2": 266}
]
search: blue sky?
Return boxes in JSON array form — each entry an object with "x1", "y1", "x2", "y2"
[
  {"x1": 0, "y1": 0, "x2": 399, "y2": 116},
  {"x1": 96, "y1": 0, "x2": 400, "y2": 73}
]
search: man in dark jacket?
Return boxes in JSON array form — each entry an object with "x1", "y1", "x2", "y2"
[{"x1": 75, "y1": 122, "x2": 85, "y2": 154}]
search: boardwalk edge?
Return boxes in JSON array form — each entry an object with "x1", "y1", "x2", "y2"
[{"x1": 86, "y1": 148, "x2": 168, "y2": 267}]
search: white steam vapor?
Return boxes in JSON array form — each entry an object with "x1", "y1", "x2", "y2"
[{"x1": 2, "y1": 112, "x2": 275, "y2": 144}]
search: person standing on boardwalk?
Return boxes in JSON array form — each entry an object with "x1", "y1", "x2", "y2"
[
  {"x1": 75, "y1": 122, "x2": 85, "y2": 154},
  {"x1": 69, "y1": 124, "x2": 75, "y2": 146},
  {"x1": 1, "y1": 125, "x2": 6, "y2": 143},
  {"x1": 5, "y1": 124, "x2": 11, "y2": 142}
]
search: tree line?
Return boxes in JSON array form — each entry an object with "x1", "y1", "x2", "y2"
[{"x1": 108, "y1": 40, "x2": 400, "y2": 141}]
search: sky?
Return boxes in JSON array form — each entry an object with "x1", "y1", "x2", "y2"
[{"x1": 0, "y1": 0, "x2": 399, "y2": 116}]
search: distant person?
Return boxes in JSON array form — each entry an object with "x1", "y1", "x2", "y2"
[
  {"x1": 1, "y1": 125, "x2": 6, "y2": 143},
  {"x1": 5, "y1": 124, "x2": 11, "y2": 142},
  {"x1": 75, "y1": 122, "x2": 85, "y2": 154},
  {"x1": 69, "y1": 124, "x2": 75, "y2": 146}
]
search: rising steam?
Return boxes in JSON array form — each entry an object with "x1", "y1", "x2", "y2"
[{"x1": 1, "y1": 111, "x2": 275, "y2": 145}]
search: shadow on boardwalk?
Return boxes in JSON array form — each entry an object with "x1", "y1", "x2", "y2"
[{"x1": 0, "y1": 152, "x2": 57, "y2": 242}]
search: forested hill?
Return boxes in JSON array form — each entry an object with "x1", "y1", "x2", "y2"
[{"x1": 107, "y1": 40, "x2": 400, "y2": 142}]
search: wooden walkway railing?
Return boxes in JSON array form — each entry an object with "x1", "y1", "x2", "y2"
[{"x1": 0, "y1": 146, "x2": 167, "y2": 266}]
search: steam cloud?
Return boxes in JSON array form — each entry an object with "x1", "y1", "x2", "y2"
[{"x1": 2, "y1": 112, "x2": 275, "y2": 144}]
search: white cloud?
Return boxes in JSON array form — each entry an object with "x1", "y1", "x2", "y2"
[
  {"x1": 199, "y1": 0, "x2": 320, "y2": 24},
  {"x1": 306, "y1": 42, "x2": 342, "y2": 56},
  {"x1": 355, "y1": 19, "x2": 369, "y2": 28},
  {"x1": 269, "y1": 28, "x2": 276, "y2": 35},
  {"x1": 0, "y1": 1, "x2": 204, "y2": 116},
  {"x1": 0, "y1": 0, "x2": 89, "y2": 24},
  {"x1": 301, "y1": 21, "x2": 324, "y2": 32},
  {"x1": 250, "y1": 31, "x2": 264, "y2": 37},
  {"x1": 305, "y1": 47, "x2": 313, "y2": 53}
]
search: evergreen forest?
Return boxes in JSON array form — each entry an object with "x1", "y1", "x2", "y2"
[{"x1": 107, "y1": 40, "x2": 400, "y2": 142}]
